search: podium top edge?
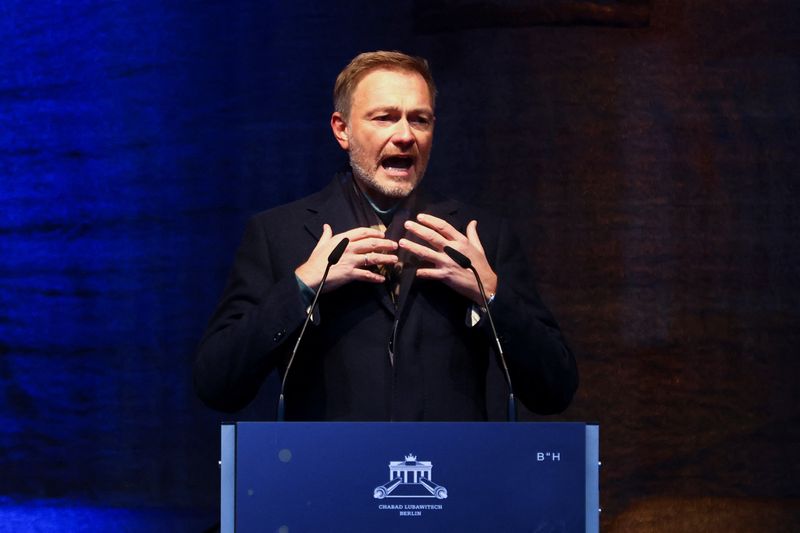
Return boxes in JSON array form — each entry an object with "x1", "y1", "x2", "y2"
[{"x1": 223, "y1": 421, "x2": 597, "y2": 427}]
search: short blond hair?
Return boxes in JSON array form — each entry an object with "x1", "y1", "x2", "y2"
[{"x1": 333, "y1": 50, "x2": 437, "y2": 118}]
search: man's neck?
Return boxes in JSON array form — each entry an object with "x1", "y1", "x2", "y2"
[{"x1": 352, "y1": 178, "x2": 401, "y2": 214}]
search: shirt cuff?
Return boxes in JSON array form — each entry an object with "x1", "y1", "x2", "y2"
[
  {"x1": 466, "y1": 292, "x2": 496, "y2": 327},
  {"x1": 295, "y1": 275, "x2": 315, "y2": 306}
]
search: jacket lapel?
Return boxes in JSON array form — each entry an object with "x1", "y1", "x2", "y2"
[
  {"x1": 302, "y1": 174, "x2": 396, "y2": 315},
  {"x1": 302, "y1": 175, "x2": 358, "y2": 241}
]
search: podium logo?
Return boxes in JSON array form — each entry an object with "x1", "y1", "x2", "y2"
[{"x1": 373, "y1": 454, "x2": 448, "y2": 499}]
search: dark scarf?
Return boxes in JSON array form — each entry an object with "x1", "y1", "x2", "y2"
[{"x1": 339, "y1": 172, "x2": 421, "y2": 306}]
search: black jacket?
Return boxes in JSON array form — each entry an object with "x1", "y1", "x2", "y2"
[{"x1": 193, "y1": 175, "x2": 578, "y2": 420}]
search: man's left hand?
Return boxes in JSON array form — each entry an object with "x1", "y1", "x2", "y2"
[{"x1": 399, "y1": 213, "x2": 498, "y2": 305}]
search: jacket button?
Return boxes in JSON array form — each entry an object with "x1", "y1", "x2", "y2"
[{"x1": 273, "y1": 330, "x2": 285, "y2": 342}]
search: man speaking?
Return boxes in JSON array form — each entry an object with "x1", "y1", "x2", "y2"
[{"x1": 193, "y1": 51, "x2": 578, "y2": 421}]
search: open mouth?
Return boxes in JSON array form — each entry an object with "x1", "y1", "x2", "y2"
[{"x1": 380, "y1": 155, "x2": 414, "y2": 171}]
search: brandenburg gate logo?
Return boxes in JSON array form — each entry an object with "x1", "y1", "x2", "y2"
[{"x1": 373, "y1": 454, "x2": 448, "y2": 499}]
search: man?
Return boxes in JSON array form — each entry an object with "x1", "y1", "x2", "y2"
[{"x1": 194, "y1": 51, "x2": 577, "y2": 420}]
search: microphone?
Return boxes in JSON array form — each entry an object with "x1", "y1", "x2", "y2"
[
  {"x1": 277, "y1": 237, "x2": 349, "y2": 421},
  {"x1": 444, "y1": 246, "x2": 471, "y2": 269},
  {"x1": 327, "y1": 236, "x2": 349, "y2": 264},
  {"x1": 443, "y1": 245, "x2": 517, "y2": 422}
]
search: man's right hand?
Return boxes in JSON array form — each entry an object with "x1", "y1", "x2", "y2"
[{"x1": 295, "y1": 224, "x2": 398, "y2": 293}]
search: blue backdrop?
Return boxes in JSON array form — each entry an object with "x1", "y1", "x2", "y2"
[{"x1": 1, "y1": 1, "x2": 422, "y2": 529}]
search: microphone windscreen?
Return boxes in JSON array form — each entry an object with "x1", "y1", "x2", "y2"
[
  {"x1": 328, "y1": 237, "x2": 349, "y2": 265},
  {"x1": 444, "y1": 246, "x2": 471, "y2": 268}
]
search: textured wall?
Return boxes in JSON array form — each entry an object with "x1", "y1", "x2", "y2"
[
  {"x1": 1, "y1": 0, "x2": 798, "y2": 530},
  {"x1": 423, "y1": 3, "x2": 800, "y2": 529}
]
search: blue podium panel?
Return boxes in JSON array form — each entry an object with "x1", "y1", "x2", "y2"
[{"x1": 223, "y1": 422, "x2": 597, "y2": 533}]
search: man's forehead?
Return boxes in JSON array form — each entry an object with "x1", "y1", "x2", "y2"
[{"x1": 351, "y1": 68, "x2": 434, "y2": 108}]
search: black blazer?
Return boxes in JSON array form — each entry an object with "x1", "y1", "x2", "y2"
[{"x1": 193, "y1": 175, "x2": 577, "y2": 420}]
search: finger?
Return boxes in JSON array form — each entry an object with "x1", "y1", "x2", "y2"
[
  {"x1": 348, "y1": 269, "x2": 387, "y2": 283},
  {"x1": 404, "y1": 220, "x2": 451, "y2": 249},
  {"x1": 414, "y1": 267, "x2": 447, "y2": 280},
  {"x1": 416, "y1": 213, "x2": 464, "y2": 241},
  {"x1": 340, "y1": 226, "x2": 385, "y2": 241},
  {"x1": 466, "y1": 220, "x2": 485, "y2": 254},
  {"x1": 349, "y1": 238, "x2": 398, "y2": 254},
  {"x1": 308, "y1": 224, "x2": 334, "y2": 258},
  {"x1": 399, "y1": 238, "x2": 443, "y2": 264},
  {"x1": 314, "y1": 223, "x2": 333, "y2": 249},
  {"x1": 359, "y1": 252, "x2": 399, "y2": 267}
]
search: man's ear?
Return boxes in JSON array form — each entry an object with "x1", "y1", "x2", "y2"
[{"x1": 330, "y1": 112, "x2": 350, "y2": 150}]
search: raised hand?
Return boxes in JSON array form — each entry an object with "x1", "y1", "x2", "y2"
[
  {"x1": 295, "y1": 224, "x2": 398, "y2": 293},
  {"x1": 399, "y1": 213, "x2": 498, "y2": 305}
]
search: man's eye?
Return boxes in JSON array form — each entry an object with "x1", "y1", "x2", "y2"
[{"x1": 411, "y1": 117, "x2": 432, "y2": 127}]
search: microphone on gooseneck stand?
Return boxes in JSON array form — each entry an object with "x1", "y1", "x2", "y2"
[
  {"x1": 443, "y1": 245, "x2": 517, "y2": 422},
  {"x1": 277, "y1": 237, "x2": 349, "y2": 421}
]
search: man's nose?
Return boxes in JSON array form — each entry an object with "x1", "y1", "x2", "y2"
[{"x1": 391, "y1": 119, "x2": 415, "y2": 147}]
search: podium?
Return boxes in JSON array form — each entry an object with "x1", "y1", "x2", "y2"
[{"x1": 221, "y1": 422, "x2": 599, "y2": 532}]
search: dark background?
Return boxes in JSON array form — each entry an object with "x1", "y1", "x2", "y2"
[{"x1": 1, "y1": 0, "x2": 798, "y2": 530}]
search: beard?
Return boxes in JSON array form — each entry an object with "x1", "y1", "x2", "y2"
[{"x1": 347, "y1": 138, "x2": 427, "y2": 202}]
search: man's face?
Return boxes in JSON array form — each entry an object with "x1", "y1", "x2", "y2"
[{"x1": 331, "y1": 68, "x2": 435, "y2": 208}]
